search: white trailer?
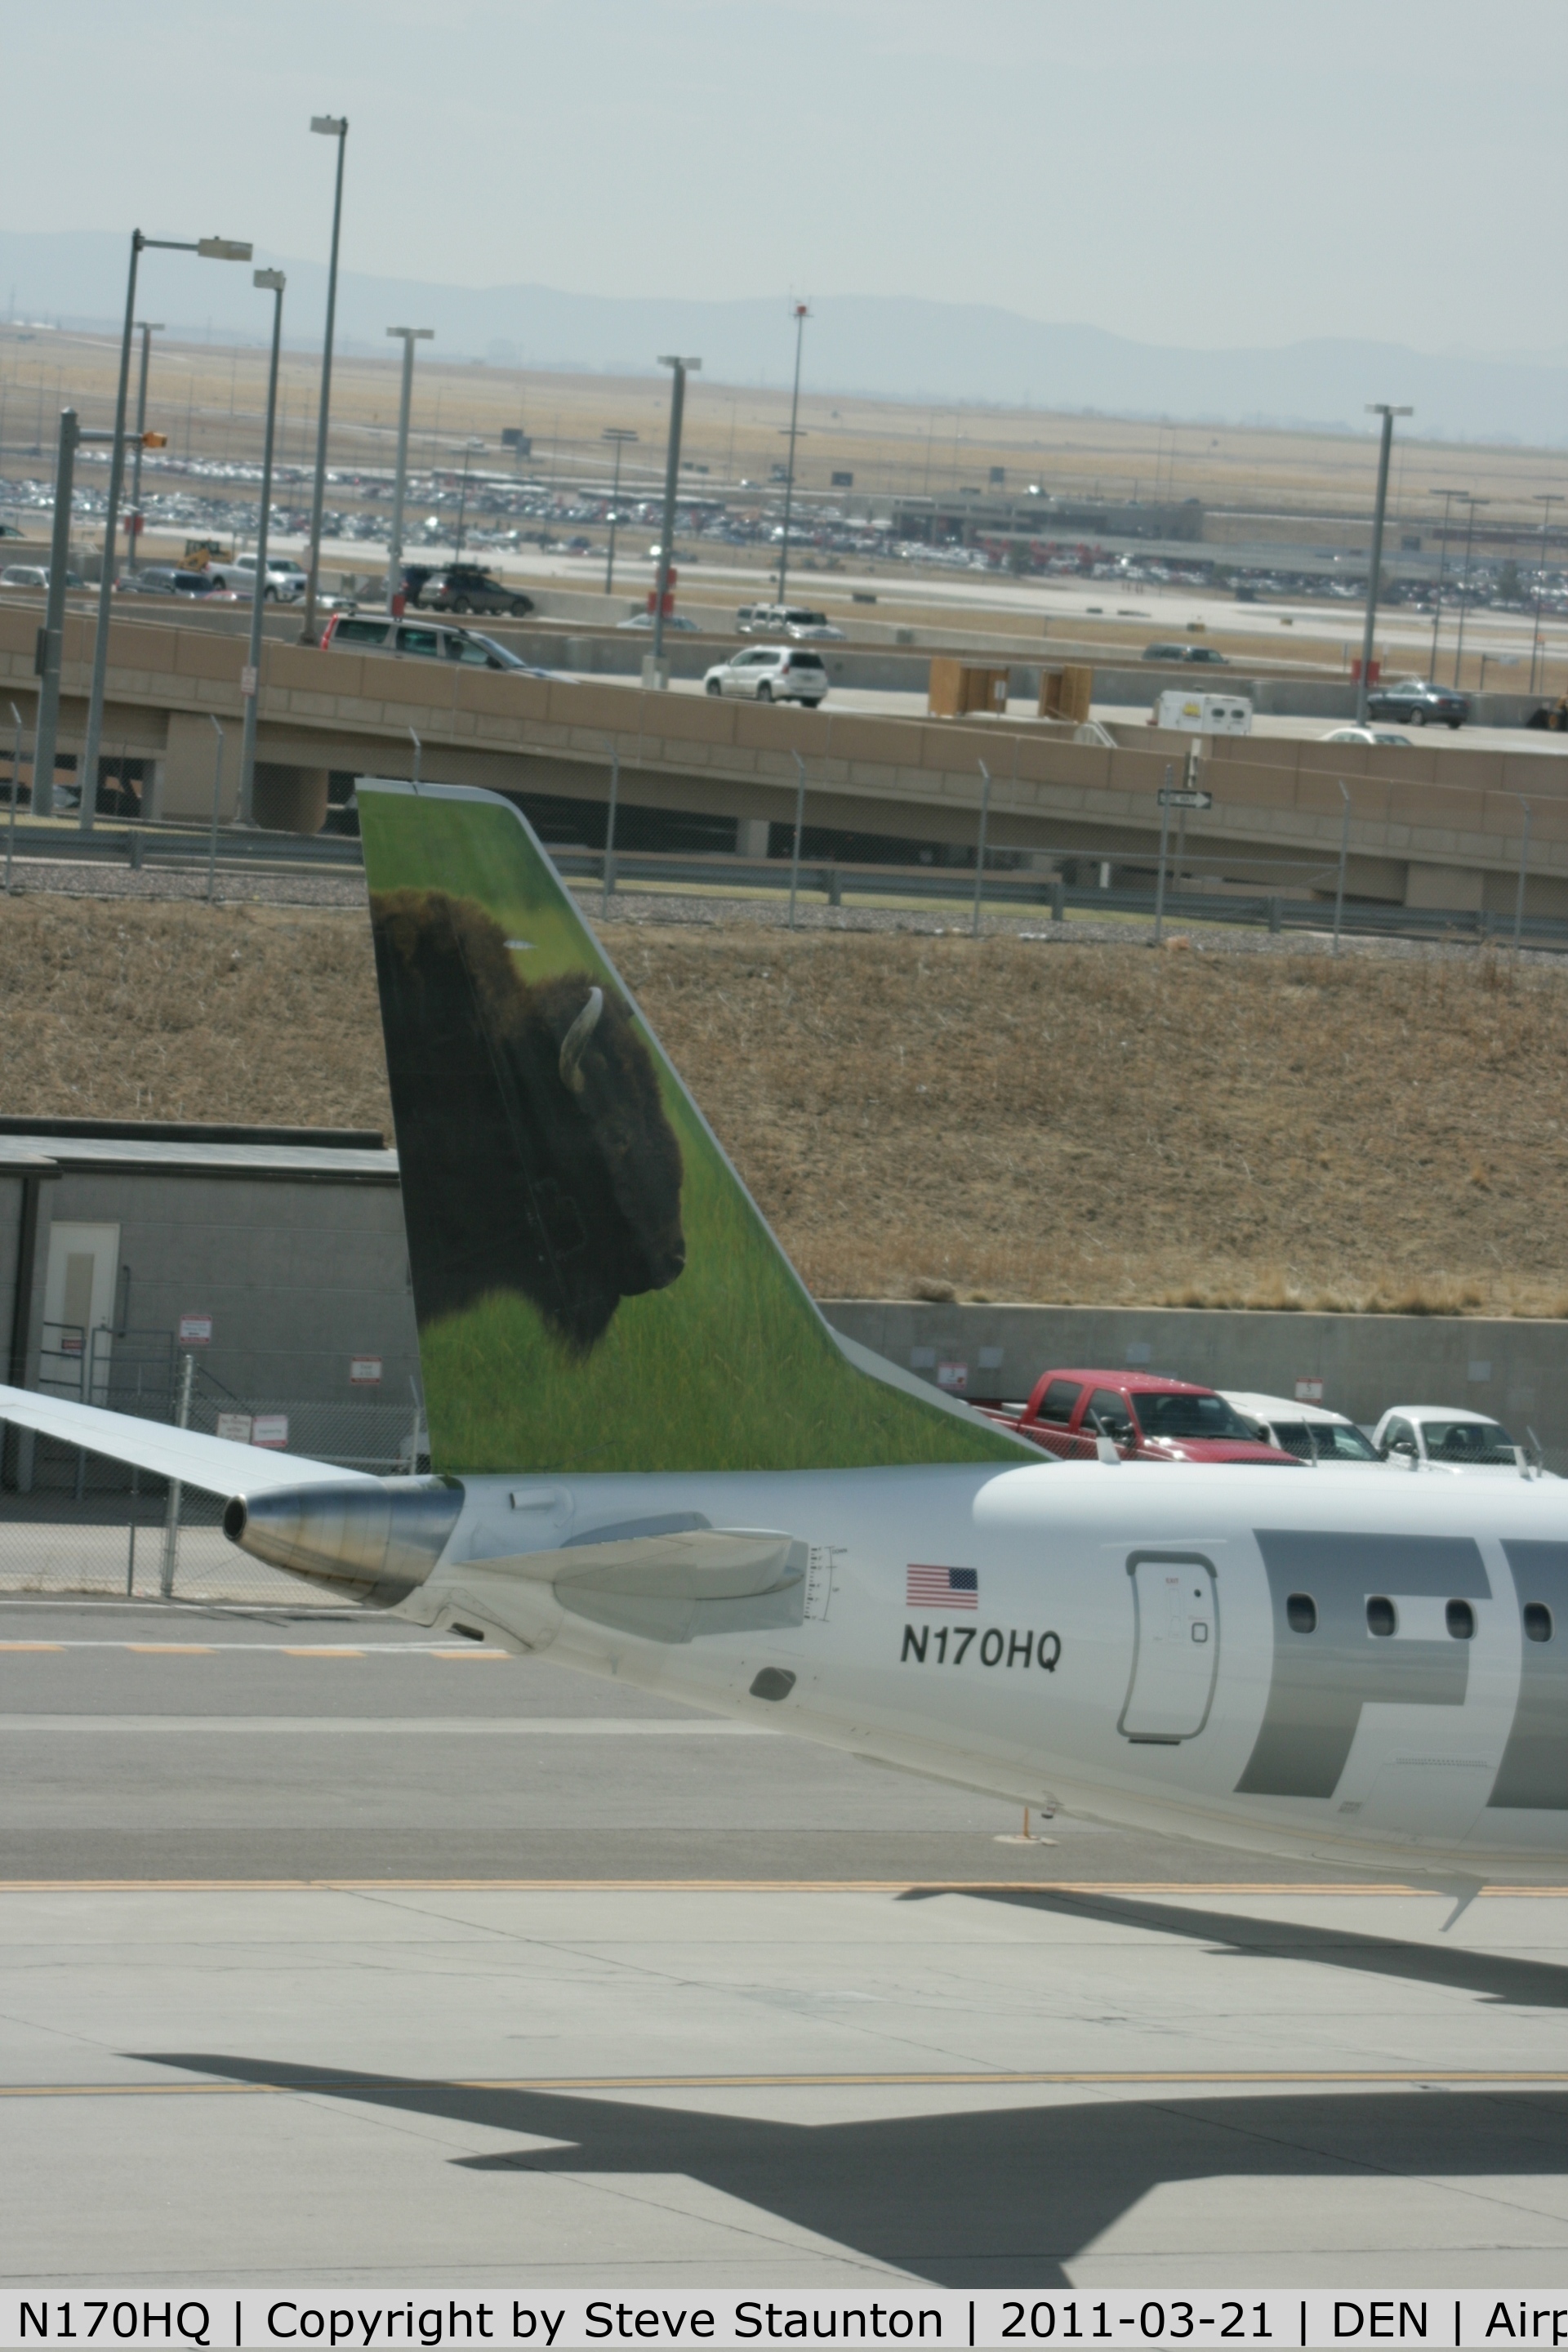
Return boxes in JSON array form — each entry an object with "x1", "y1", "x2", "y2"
[{"x1": 1154, "y1": 689, "x2": 1252, "y2": 735}]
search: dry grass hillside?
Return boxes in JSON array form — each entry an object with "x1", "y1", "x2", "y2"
[{"x1": 2, "y1": 893, "x2": 1565, "y2": 1316}]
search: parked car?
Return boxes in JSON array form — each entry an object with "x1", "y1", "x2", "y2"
[
  {"x1": 415, "y1": 564, "x2": 534, "y2": 618},
  {"x1": 742, "y1": 604, "x2": 845, "y2": 641},
  {"x1": 2, "y1": 563, "x2": 86, "y2": 590},
  {"x1": 1219, "y1": 1392, "x2": 1387, "y2": 1465},
  {"x1": 702, "y1": 646, "x2": 829, "y2": 707},
  {"x1": 617, "y1": 611, "x2": 699, "y2": 632},
  {"x1": 978, "y1": 1370, "x2": 1299, "y2": 1465},
  {"x1": 1370, "y1": 1405, "x2": 1534, "y2": 1476},
  {"x1": 1320, "y1": 727, "x2": 1412, "y2": 747},
  {"x1": 1142, "y1": 642, "x2": 1227, "y2": 666},
  {"x1": 118, "y1": 566, "x2": 239, "y2": 600},
  {"x1": 319, "y1": 612, "x2": 553, "y2": 675},
  {"x1": 1365, "y1": 679, "x2": 1469, "y2": 728}
]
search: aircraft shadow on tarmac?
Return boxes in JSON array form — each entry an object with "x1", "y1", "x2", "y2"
[
  {"x1": 896, "y1": 1886, "x2": 1568, "y2": 2013},
  {"x1": 135, "y1": 2053, "x2": 1568, "y2": 2286}
]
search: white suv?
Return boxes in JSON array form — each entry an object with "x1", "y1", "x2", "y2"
[{"x1": 703, "y1": 646, "x2": 828, "y2": 706}]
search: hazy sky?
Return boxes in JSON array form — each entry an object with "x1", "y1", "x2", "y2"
[{"x1": 8, "y1": 0, "x2": 1565, "y2": 357}]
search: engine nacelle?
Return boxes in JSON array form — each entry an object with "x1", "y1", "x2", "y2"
[{"x1": 222, "y1": 1477, "x2": 464, "y2": 1606}]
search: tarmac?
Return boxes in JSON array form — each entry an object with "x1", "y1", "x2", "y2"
[{"x1": 5, "y1": 1599, "x2": 1568, "y2": 2292}]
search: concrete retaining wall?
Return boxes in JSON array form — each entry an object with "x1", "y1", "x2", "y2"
[{"x1": 821, "y1": 1298, "x2": 1568, "y2": 1462}]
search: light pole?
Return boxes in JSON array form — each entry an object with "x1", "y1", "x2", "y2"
[
  {"x1": 301, "y1": 113, "x2": 349, "y2": 645},
  {"x1": 384, "y1": 327, "x2": 431, "y2": 609},
  {"x1": 127, "y1": 320, "x2": 163, "y2": 576},
  {"x1": 652, "y1": 356, "x2": 700, "y2": 679},
  {"x1": 1530, "y1": 494, "x2": 1557, "y2": 697},
  {"x1": 775, "y1": 301, "x2": 810, "y2": 608},
  {"x1": 32, "y1": 408, "x2": 80, "y2": 820},
  {"x1": 1452, "y1": 497, "x2": 1489, "y2": 690},
  {"x1": 1355, "y1": 403, "x2": 1411, "y2": 724},
  {"x1": 78, "y1": 229, "x2": 252, "y2": 835},
  {"x1": 1427, "y1": 488, "x2": 1463, "y2": 681},
  {"x1": 602, "y1": 426, "x2": 638, "y2": 595},
  {"x1": 239, "y1": 269, "x2": 286, "y2": 828}
]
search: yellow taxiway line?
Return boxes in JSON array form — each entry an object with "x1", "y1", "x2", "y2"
[
  {"x1": 2, "y1": 1878, "x2": 1566, "y2": 1895},
  {"x1": 6, "y1": 2067, "x2": 1568, "y2": 2100}
]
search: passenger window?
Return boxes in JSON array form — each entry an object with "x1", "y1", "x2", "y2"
[
  {"x1": 396, "y1": 626, "x2": 439, "y2": 657},
  {"x1": 1366, "y1": 1596, "x2": 1397, "y2": 1637},
  {"x1": 1036, "y1": 1379, "x2": 1082, "y2": 1427},
  {"x1": 1088, "y1": 1388, "x2": 1134, "y2": 1444},
  {"x1": 1525, "y1": 1602, "x2": 1553, "y2": 1643},
  {"x1": 1446, "y1": 1600, "x2": 1476, "y2": 1641},
  {"x1": 1286, "y1": 1593, "x2": 1316, "y2": 1633}
]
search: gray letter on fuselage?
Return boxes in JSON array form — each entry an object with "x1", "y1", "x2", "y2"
[
  {"x1": 1490, "y1": 1541, "x2": 1568, "y2": 1810},
  {"x1": 1236, "y1": 1530, "x2": 1490, "y2": 1799}
]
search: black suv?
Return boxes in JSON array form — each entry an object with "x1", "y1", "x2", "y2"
[
  {"x1": 416, "y1": 564, "x2": 534, "y2": 618},
  {"x1": 1365, "y1": 678, "x2": 1470, "y2": 729}
]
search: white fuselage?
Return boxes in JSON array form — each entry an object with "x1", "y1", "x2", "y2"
[{"x1": 402, "y1": 1458, "x2": 1568, "y2": 1878}]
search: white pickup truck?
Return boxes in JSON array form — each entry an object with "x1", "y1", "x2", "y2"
[{"x1": 207, "y1": 553, "x2": 307, "y2": 603}]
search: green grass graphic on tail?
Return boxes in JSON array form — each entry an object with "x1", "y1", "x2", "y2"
[{"x1": 359, "y1": 782, "x2": 1027, "y2": 1475}]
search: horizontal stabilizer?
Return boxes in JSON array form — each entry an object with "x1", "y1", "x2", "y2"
[{"x1": 0, "y1": 1384, "x2": 372, "y2": 1499}]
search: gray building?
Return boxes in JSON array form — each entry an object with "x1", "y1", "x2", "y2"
[{"x1": 1, "y1": 1119, "x2": 419, "y2": 1490}]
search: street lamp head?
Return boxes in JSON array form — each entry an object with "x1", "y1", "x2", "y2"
[
  {"x1": 791, "y1": 302, "x2": 810, "y2": 319},
  {"x1": 311, "y1": 114, "x2": 349, "y2": 136},
  {"x1": 387, "y1": 326, "x2": 434, "y2": 341},
  {"x1": 136, "y1": 321, "x2": 165, "y2": 334},
  {"x1": 1365, "y1": 403, "x2": 1414, "y2": 417},
  {"x1": 197, "y1": 238, "x2": 253, "y2": 262},
  {"x1": 253, "y1": 269, "x2": 286, "y2": 293},
  {"x1": 657, "y1": 355, "x2": 702, "y2": 372}
]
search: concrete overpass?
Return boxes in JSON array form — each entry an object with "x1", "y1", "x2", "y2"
[{"x1": 2, "y1": 599, "x2": 1566, "y2": 915}]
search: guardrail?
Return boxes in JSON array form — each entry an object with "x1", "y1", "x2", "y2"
[{"x1": 8, "y1": 819, "x2": 1566, "y2": 950}]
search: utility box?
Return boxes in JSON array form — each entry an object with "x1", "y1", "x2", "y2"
[
  {"x1": 1153, "y1": 689, "x2": 1252, "y2": 736},
  {"x1": 1039, "y1": 664, "x2": 1093, "y2": 724},
  {"x1": 928, "y1": 658, "x2": 1009, "y2": 719}
]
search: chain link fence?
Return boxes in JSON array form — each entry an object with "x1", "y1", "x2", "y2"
[{"x1": 0, "y1": 1358, "x2": 427, "y2": 1602}]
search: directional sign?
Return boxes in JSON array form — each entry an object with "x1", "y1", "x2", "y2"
[{"x1": 1157, "y1": 787, "x2": 1213, "y2": 808}]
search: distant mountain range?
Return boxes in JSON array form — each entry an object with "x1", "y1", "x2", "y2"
[{"x1": 2, "y1": 229, "x2": 1565, "y2": 447}]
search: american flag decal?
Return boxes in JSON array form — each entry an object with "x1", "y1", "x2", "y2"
[{"x1": 906, "y1": 1565, "x2": 979, "y2": 1610}]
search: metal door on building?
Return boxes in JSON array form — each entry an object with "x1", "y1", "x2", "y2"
[
  {"x1": 39, "y1": 1223, "x2": 121, "y2": 1404},
  {"x1": 1118, "y1": 1551, "x2": 1219, "y2": 1742}
]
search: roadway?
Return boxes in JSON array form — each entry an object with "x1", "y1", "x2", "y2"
[
  {"x1": 6, "y1": 1599, "x2": 1568, "y2": 2287},
  {"x1": 267, "y1": 527, "x2": 1568, "y2": 675},
  {"x1": 667, "y1": 672, "x2": 1568, "y2": 757}
]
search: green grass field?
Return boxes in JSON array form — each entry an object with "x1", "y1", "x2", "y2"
[{"x1": 359, "y1": 786, "x2": 1026, "y2": 1476}]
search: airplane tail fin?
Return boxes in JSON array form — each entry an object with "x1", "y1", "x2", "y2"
[{"x1": 357, "y1": 780, "x2": 1028, "y2": 1477}]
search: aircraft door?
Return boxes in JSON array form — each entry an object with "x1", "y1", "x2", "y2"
[{"x1": 1118, "y1": 1551, "x2": 1218, "y2": 1742}]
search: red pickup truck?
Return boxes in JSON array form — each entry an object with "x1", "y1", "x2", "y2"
[{"x1": 978, "y1": 1369, "x2": 1299, "y2": 1465}]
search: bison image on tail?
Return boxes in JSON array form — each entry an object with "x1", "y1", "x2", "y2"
[{"x1": 370, "y1": 887, "x2": 685, "y2": 1353}]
